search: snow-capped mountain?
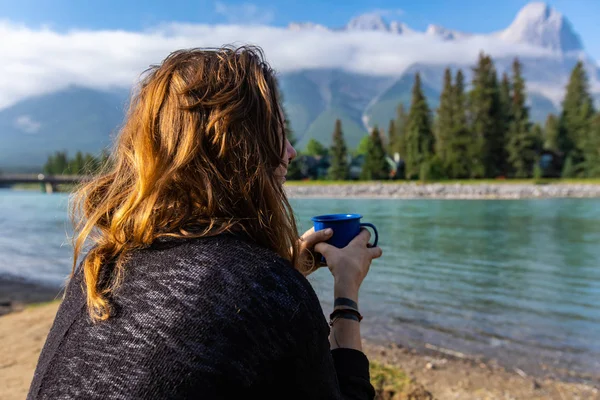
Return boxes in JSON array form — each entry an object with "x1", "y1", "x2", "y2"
[
  {"x1": 499, "y1": 2, "x2": 583, "y2": 52},
  {"x1": 345, "y1": 13, "x2": 389, "y2": 32},
  {"x1": 290, "y1": 1, "x2": 585, "y2": 51},
  {"x1": 291, "y1": 12, "x2": 417, "y2": 35},
  {"x1": 389, "y1": 21, "x2": 415, "y2": 35},
  {"x1": 343, "y1": 13, "x2": 415, "y2": 35},
  {"x1": 425, "y1": 24, "x2": 470, "y2": 41},
  {"x1": 277, "y1": 1, "x2": 599, "y2": 150}
]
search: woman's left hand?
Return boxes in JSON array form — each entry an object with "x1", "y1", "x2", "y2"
[{"x1": 294, "y1": 227, "x2": 333, "y2": 276}]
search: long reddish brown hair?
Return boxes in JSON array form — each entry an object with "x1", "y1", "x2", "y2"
[{"x1": 69, "y1": 46, "x2": 299, "y2": 322}]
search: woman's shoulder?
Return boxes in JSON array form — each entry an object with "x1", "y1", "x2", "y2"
[
  {"x1": 139, "y1": 233, "x2": 296, "y2": 279},
  {"x1": 117, "y1": 234, "x2": 317, "y2": 315}
]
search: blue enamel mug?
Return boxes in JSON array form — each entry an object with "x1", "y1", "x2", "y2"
[{"x1": 311, "y1": 213, "x2": 379, "y2": 250}]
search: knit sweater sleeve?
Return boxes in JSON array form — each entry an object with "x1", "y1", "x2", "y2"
[
  {"x1": 331, "y1": 348, "x2": 376, "y2": 400},
  {"x1": 287, "y1": 289, "x2": 376, "y2": 400}
]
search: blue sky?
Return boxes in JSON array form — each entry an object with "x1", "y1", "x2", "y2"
[{"x1": 1, "y1": 0, "x2": 599, "y2": 60}]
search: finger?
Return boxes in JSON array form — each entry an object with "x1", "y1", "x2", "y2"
[
  {"x1": 368, "y1": 246, "x2": 383, "y2": 259},
  {"x1": 300, "y1": 227, "x2": 315, "y2": 240},
  {"x1": 350, "y1": 228, "x2": 371, "y2": 246},
  {"x1": 302, "y1": 228, "x2": 333, "y2": 247},
  {"x1": 314, "y1": 242, "x2": 336, "y2": 258}
]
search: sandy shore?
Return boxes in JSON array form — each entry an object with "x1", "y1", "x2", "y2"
[
  {"x1": 1, "y1": 299, "x2": 598, "y2": 400},
  {"x1": 285, "y1": 182, "x2": 600, "y2": 199}
]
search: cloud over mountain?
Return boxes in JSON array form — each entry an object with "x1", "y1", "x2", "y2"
[{"x1": 0, "y1": 8, "x2": 564, "y2": 110}]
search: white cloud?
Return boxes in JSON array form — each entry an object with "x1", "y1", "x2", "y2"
[
  {"x1": 14, "y1": 115, "x2": 41, "y2": 133},
  {"x1": 0, "y1": 19, "x2": 565, "y2": 110},
  {"x1": 214, "y1": 2, "x2": 274, "y2": 24}
]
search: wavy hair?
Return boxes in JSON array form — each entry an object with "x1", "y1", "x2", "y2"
[{"x1": 69, "y1": 46, "x2": 299, "y2": 322}]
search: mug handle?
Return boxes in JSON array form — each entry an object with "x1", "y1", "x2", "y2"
[{"x1": 360, "y1": 223, "x2": 378, "y2": 247}]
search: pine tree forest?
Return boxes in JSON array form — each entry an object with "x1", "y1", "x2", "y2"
[{"x1": 286, "y1": 53, "x2": 600, "y2": 181}]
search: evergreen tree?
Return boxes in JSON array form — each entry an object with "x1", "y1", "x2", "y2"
[
  {"x1": 499, "y1": 72, "x2": 512, "y2": 125},
  {"x1": 392, "y1": 104, "x2": 408, "y2": 160},
  {"x1": 43, "y1": 154, "x2": 55, "y2": 175},
  {"x1": 70, "y1": 151, "x2": 85, "y2": 175},
  {"x1": 83, "y1": 153, "x2": 99, "y2": 175},
  {"x1": 435, "y1": 68, "x2": 454, "y2": 169},
  {"x1": 468, "y1": 52, "x2": 505, "y2": 178},
  {"x1": 543, "y1": 114, "x2": 560, "y2": 152},
  {"x1": 355, "y1": 135, "x2": 371, "y2": 156},
  {"x1": 583, "y1": 112, "x2": 600, "y2": 177},
  {"x1": 559, "y1": 61, "x2": 595, "y2": 175},
  {"x1": 360, "y1": 126, "x2": 389, "y2": 180},
  {"x1": 386, "y1": 119, "x2": 395, "y2": 153},
  {"x1": 404, "y1": 73, "x2": 434, "y2": 179},
  {"x1": 531, "y1": 123, "x2": 544, "y2": 151},
  {"x1": 305, "y1": 138, "x2": 328, "y2": 157},
  {"x1": 561, "y1": 156, "x2": 575, "y2": 178},
  {"x1": 328, "y1": 119, "x2": 350, "y2": 180},
  {"x1": 506, "y1": 58, "x2": 537, "y2": 178},
  {"x1": 43, "y1": 150, "x2": 103, "y2": 175},
  {"x1": 531, "y1": 123, "x2": 544, "y2": 174},
  {"x1": 47, "y1": 151, "x2": 69, "y2": 175},
  {"x1": 499, "y1": 72, "x2": 513, "y2": 151},
  {"x1": 444, "y1": 69, "x2": 472, "y2": 178}
]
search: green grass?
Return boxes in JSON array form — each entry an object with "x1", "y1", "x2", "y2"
[
  {"x1": 25, "y1": 299, "x2": 62, "y2": 309},
  {"x1": 369, "y1": 360, "x2": 411, "y2": 398}
]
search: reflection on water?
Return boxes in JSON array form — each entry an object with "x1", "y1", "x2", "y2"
[{"x1": 1, "y1": 189, "x2": 599, "y2": 379}]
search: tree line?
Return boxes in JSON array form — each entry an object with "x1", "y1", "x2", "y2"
[
  {"x1": 288, "y1": 52, "x2": 600, "y2": 181},
  {"x1": 43, "y1": 150, "x2": 110, "y2": 175}
]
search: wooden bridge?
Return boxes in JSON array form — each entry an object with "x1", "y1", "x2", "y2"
[{"x1": 0, "y1": 174, "x2": 91, "y2": 193}]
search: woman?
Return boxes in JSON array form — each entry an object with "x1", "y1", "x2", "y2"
[{"x1": 27, "y1": 46, "x2": 382, "y2": 400}]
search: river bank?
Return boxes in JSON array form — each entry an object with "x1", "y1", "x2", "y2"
[
  {"x1": 1, "y1": 278, "x2": 598, "y2": 400},
  {"x1": 285, "y1": 181, "x2": 600, "y2": 199},
  {"x1": 0, "y1": 276, "x2": 63, "y2": 316},
  {"x1": 8, "y1": 181, "x2": 600, "y2": 199}
]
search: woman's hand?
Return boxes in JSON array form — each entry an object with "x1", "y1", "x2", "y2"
[
  {"x1": 315, "y1": 229, "x2": 382, "y2": 295},
  {"x1": 294, "y1": 227, "x2": 333, "y2": 276}
]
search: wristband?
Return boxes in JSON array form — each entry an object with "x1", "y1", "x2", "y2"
[
  {"x1": 334, "y1": 297, "x2": 359, "y2": 310},
  {"x1": 329, "y1": 312, "x2": 360, "y2": 326},
  {"x1": 329, "y1": 308, "x2": 363, "y2": 325}
]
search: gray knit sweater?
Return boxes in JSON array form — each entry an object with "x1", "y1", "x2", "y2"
[{"x1": 27, "y1": 234, "x2": 375, "y2": 399}]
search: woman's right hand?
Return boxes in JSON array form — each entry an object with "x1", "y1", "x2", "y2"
[{"x1": 314, "y1": 229, "x2": 382, "y2": 295}]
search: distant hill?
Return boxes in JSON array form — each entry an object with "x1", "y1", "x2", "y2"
[{"x1": 0, "y1": 86, "x2": 129, "y2": 171}]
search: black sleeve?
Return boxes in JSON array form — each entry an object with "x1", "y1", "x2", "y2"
[
  {"x1": 287, "y1": 296, "x2": 376, "y2": 400},
  {"x1": 331, "y1": 348, "x2": 376, "y2": 400}
]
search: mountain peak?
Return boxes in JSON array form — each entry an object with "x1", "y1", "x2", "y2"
[
  {"x1": 344, "y1": 13, "x2": 415, "y2": 35},
  {"x1": 425, "y1": 24, "x2": 470, "y2": 41},
  {"x1": 500, "y1": 2, "x2": 583, "y2": 52},
  {"x1": 389, "y1": 21, "x2": 415, "y2": 35},
  {"x1": 345, "y1": 13, "x2": 389, "y2": 32}
]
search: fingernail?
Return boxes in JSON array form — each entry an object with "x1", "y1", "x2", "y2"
[{"x1": 325, "y1": 228, "x2": 333, "y2": 235}]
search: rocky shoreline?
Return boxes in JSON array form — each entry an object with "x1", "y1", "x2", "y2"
[{"x1": 285, "y1": 182, "x2": 600, "y2": 199}]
